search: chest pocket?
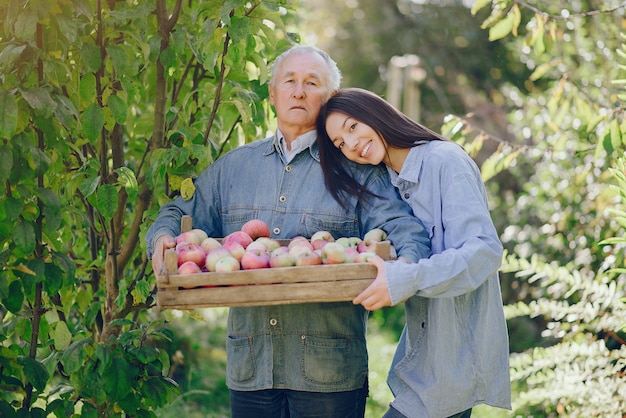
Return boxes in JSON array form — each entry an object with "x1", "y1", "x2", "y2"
[{"x1": 300, "y1": 212, "x2": 359, "y2": 239}]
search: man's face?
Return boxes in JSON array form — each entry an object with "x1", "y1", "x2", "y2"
[{"x1": 269, "y1": 52, "x2": 332, "y2": 135}]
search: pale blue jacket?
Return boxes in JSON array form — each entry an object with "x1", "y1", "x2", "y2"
[
  {"x1": 146, "y1": 133, "x2": 430, "y2": 393},
  {"x1": 384, "y1": 141, "x2": 511, "y2": 417}
]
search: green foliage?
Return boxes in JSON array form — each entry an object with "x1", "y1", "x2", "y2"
[{"x1": 0, "y1": 0, "x2": 297, "y2": 415}]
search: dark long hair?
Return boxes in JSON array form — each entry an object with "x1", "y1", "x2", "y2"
[{"x1": 316, "y1": 87, "x2": 448, "y2": 208}]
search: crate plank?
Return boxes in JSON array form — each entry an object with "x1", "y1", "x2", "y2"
[{"x1": 157, "y1": 278, "x2": 374, "y2": 309}]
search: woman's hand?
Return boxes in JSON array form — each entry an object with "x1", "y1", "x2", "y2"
[
  {"x1": 352, "y1": 255, "x2": 392, "y2": 310},
  {"x1": 152, "y1": 234, "x2": 176, "y2": 275}
]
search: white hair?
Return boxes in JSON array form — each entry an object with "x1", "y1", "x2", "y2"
[{"x1": 269, "y1": 45, "x2": 342, "y2": 92}]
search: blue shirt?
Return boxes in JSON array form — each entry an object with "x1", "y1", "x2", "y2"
[
  {"x1": 146, "y1": 133, "x2": 430, "y2": 393},
  {"x1": 385, "y1": 141, "x2": 512, "y2": 417}
]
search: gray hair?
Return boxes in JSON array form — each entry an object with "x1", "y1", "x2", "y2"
[{"x1": 269, "y1": 45, "x2": 342, "y2": 92}]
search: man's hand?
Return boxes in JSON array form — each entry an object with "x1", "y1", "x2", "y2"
[
  {"x1": 152, "y1": 234, "x2": 176, "y2": 275},
  {"x1": 352, "y1": 255, "x2": 392, "y2": 311}
]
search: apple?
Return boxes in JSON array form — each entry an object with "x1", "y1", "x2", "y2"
[
  {"x1": 269, "y1": 248, "x2": 296, "y2": 268},
  {"x1": 287, "y1": 236, "x2": 310, "y2": 249},
  {"x1": 177, "y1": 260, "x2": 202, "y2": 275},
  {"x1": 205, "y1": 247, "x2": 233, "y2": 272},
  {"x1": 223, "y1": 241, "x2": 246, "y2": 262},
  {"x1": 288, "y1": 239, "x2": 313, "y2": 252},
  {"x1": 311, "y1": 239, "x2": 330, "y2": 251},
  {"x1": 289, "y1": 243, "x2": 315, "y2": 258},
  {"x1": 355, "y1": 251, "x2": 376, "y2": 263},
  {"x1": 241, "y1": 248, "x2": 271, "y2": 270},
  {"x1": 321, "y1": 242, "x2": 347, "y2": 264},
  {"x1": 357, "y1": 240, "x2": 377, "y2": 254},
  {"x1": 201, "y1": 237, "x2": 222, "y2": 253},
  {"x1": 335, "y1": 236, "x2": 362, "y2": 249},
  {"x1": 175, "y1": 229, "x2": 208, "y2": 245},
  {"x1": 310, "y1": 230, "x2": 334, "y2": 243},
  {"x1": 241, "y1": 219, "x2": 271, "y2": 240},
  {"x1": 345, "y1": 247, "x2": 359, "y2": 263},
  {"x1": 254, "y1": 237, "x2": 281, "y2": 252},
  {"x1": 293, "y1": 247, "x2": 322, "y2": 266},
  {"x1": 176, "y1": 242, "x2": 206, "y2": 267},
  {"x1": 246, "y1": 240, "x2": 270, "y2": 252},
  {"x1": 222, "y1": 231, "x2": 253, "y2": 249},
  {"x1": 214, "y1": 256, "x2": 241, "y2": 272},
  {"x1": 363, "y1": 228, "x2": 387, "y2": 243}
]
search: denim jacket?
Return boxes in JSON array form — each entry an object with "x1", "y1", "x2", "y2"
[
  {"x1": 384, "y1": 141, "x2": 511, "y2": 417},
  {"x1": 146, "y1": 134, "x2": 430, "y2": 393}
]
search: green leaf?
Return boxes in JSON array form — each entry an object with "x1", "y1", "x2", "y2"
[
  {"x1": 13, "y1": 220, "x2": 36, "y2": 254},
  {"x1": 107, "y1": 95, "x2": 127, "y2": 124},
  {"x1": 78, "y1": 175, "x2": 101, "y2": 198},
  {"x1": 102, "y1": 357, "x2": 135, "y2": 401},
  {"x1": 81, "y1": 103, "x2": 104, "y2": 141},
  {"x1": 471, "y1": 0, "x2": 492, "y2": 15},
  {"x1": 489, "y1": 11, "x2": 515, "y2": 41},
  {"x1": 0, "y1": 147, "x2": 13, "y2": 183},
  {"x1": 81, "y1": 44, "x2": 102, "y2": 72},
  {"x1": 44, "y1": 263, "x2": 63, "y2": 295},
  {"x1": 19, "y1": 356, "x2": 50, "y2": 391},
  {"x1": 20, "y1": 88, "x2": 57, "y2": 118},
  {"x1": 79, "y1": 73, "x2": 97, "y2": 104},
  {"x1": 114, "y1": 167, "x2": 138, "y2": 196},
  {"x1": 95, "y1": 184, "x2": 118, "y2": 221},
  {"x1": 61, "y1": 338, "x2": 92, "y2": 375},
  {"x1": 106, "y1": 45, "x2": 131, "y2": 75},
  {"x1": 0, "y1": 90, "x2": 18, "y2": 138},
  {"x1": 53, "y1": 321, "x2": 72, "y2": 351},
  {"x1": 3, "y1": 280, "x2": 24, "y2": 313}
]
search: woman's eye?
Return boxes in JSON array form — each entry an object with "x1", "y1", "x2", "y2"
[
  {"x1": 349, "y1": 123, "x2": 357, "y2": 131},
  {"x1": 338, "y1": 141, "x2": 345, "y2": 149}
]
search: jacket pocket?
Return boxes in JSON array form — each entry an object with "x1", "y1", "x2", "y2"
[
  {"x1": 301, "y1": 335, "x2": 351, "y2": 385},
  {"x1": 226, "y1": 335, "x2": 256, "y2": 383}
]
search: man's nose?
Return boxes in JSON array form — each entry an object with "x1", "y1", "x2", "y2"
[{"x1": 292, "y1": 82, "x2": 305, "y2": 98}]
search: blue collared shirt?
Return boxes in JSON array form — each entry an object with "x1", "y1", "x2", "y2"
[
  {"x1": 384, "y1": 140, "x2": 511, "y2": 417},
  {"x1": 146, "y1": 132, "x2": 430, "y2": 392}
]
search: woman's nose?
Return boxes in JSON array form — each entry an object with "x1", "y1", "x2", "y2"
[{"x1": 344, "y1": 136, "x2": 358, "y2": 151}]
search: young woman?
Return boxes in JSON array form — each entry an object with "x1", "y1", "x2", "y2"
[{"x1": 316, "y1": 88, "x2": 511, "y2": 418}]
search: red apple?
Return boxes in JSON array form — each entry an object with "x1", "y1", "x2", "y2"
[
  {"x1": 222, "y1": 231, "x2": 253, "y2": 249},
  {"x1": 321, "y1": 242, "x2": 347, "y2": 264},
  {"x1": 357, "y1": 240, "x2": 377, "y2": 254},
  {"x1": 311, "y1": 230, "x2": 334, "y2": 243},
  {"x1": 289, "y1": 243, "x2": 314, "y2": 258},
  {"x1": 294, "y1": 248, "x2": 322, "y2": 266},
  {"x1": 247, "y1": 240, "x2": 270, "y2": 252},
  {"x1": 287, "y1": 236, "x2": 310, "y2": 249},
  {"x1": 311, "y1": 239, "x2": 330, "y2": 251},
  {"x1": 241, "y1": 248, "x2": 271, "y2": 270},
  {"x1": 177, "y1": 260, "x2": 202, "y2": 274},
  {"x1": 269, "y1": 248, "x2": 296, "y2": 268},
  {"x1": 254, "y1": 237, "x2": 281, "y2": 252},
  {"x1": 223, "y1": 241, "x2": 246, "y2": 262},
  {"x1": 288, "y1": 239, "x2": 313, "y2": 252},
  {"x1": 205, "y1": 247, "x2": 232, "y2": 272},
  {"x1": 345, "y1": 247, "x2": 359, "y2": 263},
  {"x1": 201, "y1": 237, "x2": 222, "y2": 253},
  {"x1": 176, "y1": 242, "x2": 206, "y2": 267},
  {"x1": 214, "y1": 256, "x2": 241, "y2": 272},
  {"x1": 175, "y1": 228, "x2": 208, "y2": 245},
  {"x1": 241, "y1": 219, "x2": 271, "y2": 240}
]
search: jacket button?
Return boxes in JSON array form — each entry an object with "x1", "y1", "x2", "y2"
[
  {"x1": 273, "y1": 227, "x2": 280, "y2": 235},
  {"x1": 285, "y1": 165, "x2": 292, "y2": 172},
  {"x1": 404, "y1": 192, "x2": 410, "y2": 199},
  {"x1": 279, "y1": 195, "x2": 286, "y2": 203},
  {"x1": 269, "y1": 318, "x2": 277, "y2": 326}
]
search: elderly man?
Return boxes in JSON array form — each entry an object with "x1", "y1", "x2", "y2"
[{"x1": 146, "y1": 45, "x2": 430, "y2": 418}]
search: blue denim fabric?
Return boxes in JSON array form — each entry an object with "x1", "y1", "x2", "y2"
[
  {"x1": 383, "y1": 141, "x2": 511, "y2": 417},
  {"x1": 146, "y1": 135, "x2": 431, "y2": 393},
  {"x1": 230, "y1": 385, "x2": 368, "y2": 418}
]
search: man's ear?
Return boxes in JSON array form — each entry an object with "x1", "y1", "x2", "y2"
[
  {"x1": 268, "y1": 84, "x2": 275, "y2": 105},
  {"x1": 330, "y1": 89, "x2": 338, "y2": 97}
]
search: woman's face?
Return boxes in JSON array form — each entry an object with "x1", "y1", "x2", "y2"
[{"x1": 325, "y1": 112, "x2": 387, "y2": 165}]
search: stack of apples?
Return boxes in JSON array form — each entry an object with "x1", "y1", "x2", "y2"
[{"x1": 175, "y1": 219, "x2": 388, "y2": 275}]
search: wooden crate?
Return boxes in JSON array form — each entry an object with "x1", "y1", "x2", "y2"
[{"x1": 156, "y1": 216, "x2": 390, "y2": 309}]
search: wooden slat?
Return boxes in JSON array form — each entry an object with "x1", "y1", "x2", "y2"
[{"x1": 156, "y1": 278, "x2": 374, "y2": 309}]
